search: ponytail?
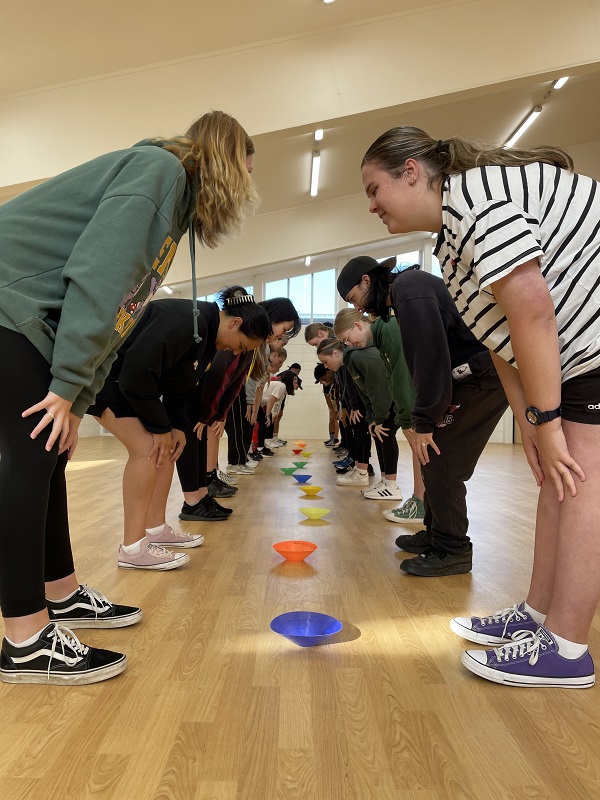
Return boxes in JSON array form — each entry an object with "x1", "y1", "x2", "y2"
[{"x1": 218, "y1": 286, "x2": 270, "y2": 342}]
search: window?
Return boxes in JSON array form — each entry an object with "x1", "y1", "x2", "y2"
[{"x1": 264, "y1": 269, "x2": 336, "y2": 325}]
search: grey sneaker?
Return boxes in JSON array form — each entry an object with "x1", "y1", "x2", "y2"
[
  {"x1": 146, "y1": 524, "x2": 204, "y2": 549},
  {"x1": 1, "y1": 624, "x2": 127, "y2": 686},
  {"x1": 383, "y1": 495, "x2": 425, "y2": 524},
  {"x1": 118, "y1": 540, "x2": 190, "y2": 570}
]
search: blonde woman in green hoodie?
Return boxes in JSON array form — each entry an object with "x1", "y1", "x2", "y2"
[
  {"x1": 334, "y1": 308, "x2": 425, "y2": 522},
  {"x1": 0, "y1": 111, "x2": 258, "y2": 686}
]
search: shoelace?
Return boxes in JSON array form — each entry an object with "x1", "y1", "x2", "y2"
[
  {"x1": 147, "y1": 542, "x2": 172, "y2": 558},
  {"x1": 165, "y1": 525, "x2": 192, "y2": 541},
  {"x1": 78, "y1": 584, "x2": 111, "y2": 618},
  {"x1": 394, "y1": 498, "x2": 418, "y2": 517},
  {"x1": 47, "y1": 624, "x2": 89, "y2": 680},
  {"x1": 479, "y1": 605, "x2": 529, "y2": 638},
  {"x1": 495, "y1": 630, "x2": 543, "y2": 664}
]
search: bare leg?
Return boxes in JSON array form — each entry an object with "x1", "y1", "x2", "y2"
[
  {"x1": 542, "y1": 420, "x2": 600, "y2": 643},
  {"x1": 4, "y1": 611, "x2": 51, "y2": 643},
  {"x1": 146, "y1": 459, "x2": 175, "y2": 529},
  {"x1": 96, "y1": 411, "x2": 157, "y2": 546},
  {"x1": 412, "y1": 451, "x2": 425, "y2": 501},
  {"x1": 525, "y1": 480, "x2": 560, "y2": 614}
]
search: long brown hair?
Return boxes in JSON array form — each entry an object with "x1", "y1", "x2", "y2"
[
  {"x1": 362, "y1": 126, "x2": 574, "y2": 188},
  {"x1": 333, "y1": 308, "x2": 370, "y2": 339},
  {"x1": 316, "y1": 337, "x2": 346, "y2": 357},
  {"x1": 159, "y1": 111, "x2": 260, "y2": 248}
]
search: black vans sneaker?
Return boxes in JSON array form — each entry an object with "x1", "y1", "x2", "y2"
[
  {"x1": 0, "y1": 624, "x2": 127, "y2": 685},
  {"x1": 261, "y1": 447, "x2": 275, "y2": 457},
  {"x1": 400, "y1": 546, "x2": 472, "y2": 577},
  {"x1": 394, "y1": 530, "x2": 433, "y2": 554},
  {"x1": 48, "y1": 584, "x2": 142, "y2": 629}
]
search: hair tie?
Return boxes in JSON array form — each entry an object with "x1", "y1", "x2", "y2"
[
  {"x1": 436, "y1": 139, "x2": 445, "y2": 153},
  {"x1": 226, "y1": 294, "x2": 255, "y2": 306}
]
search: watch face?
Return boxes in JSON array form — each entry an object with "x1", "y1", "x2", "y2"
[{"x1": 526, "y1": 409, "x2": 538, "y2": 425}]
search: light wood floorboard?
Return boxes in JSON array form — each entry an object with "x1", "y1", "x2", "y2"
[{"x1": 1, "y1": 437, "x2": 599, "y2": 799}]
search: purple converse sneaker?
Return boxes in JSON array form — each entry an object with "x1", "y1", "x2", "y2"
[
  {"x1": 461, "y1": 626, "x2": 595, "y2": 688},
  {"x1": 450, "y1": 602, "x2": 539, "y2": 645}
]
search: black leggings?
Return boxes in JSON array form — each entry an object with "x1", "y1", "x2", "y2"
[
  {"x1": 373, "y1": 409, "x2": 399, "y2": 475},
  {"x1": 225, "y1": 391, "x2": 253, "y2": 465},
  {"x1": 256, "y1": 405, "x2": 271, "y2": 448},
  {"x1": 0, "y1": 328, "x2": 75, "y2": 617},
  {"x1": 175, "y1": 422, "x2": 208, "y2": 492},
  {"x1": 351, "y1": 414, "x2": 371, "y2": 464}
]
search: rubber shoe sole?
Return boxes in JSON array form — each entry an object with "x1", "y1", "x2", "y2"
[
  {"x1": 460, "y1": 651, "x2": 595, "y2": 688},
  {"x1": 400, "y1": 554, "x2": 472, "y2": 577},
  {"x1": 52, "y1": 609, "x2": 143, "y2": 630},
  {"x1": 118, "y1": 553, "x2": 190, "y2": 570},
  {"x1": 0, "y1": 656, "x2": 127, "y2": 686}
]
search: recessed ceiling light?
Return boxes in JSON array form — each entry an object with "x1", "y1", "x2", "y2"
[
  {"x1": 305, "y1": 256, "x2": 312, "y2": 267},
  {"x1": 314, "y1": 129, "x2": 324, "y2": 142},
  {"x1": 323, "y1": 0, "x2": 335, "y2": 4},
  {"x1": 553, "y1": 76, "x2": 569, "y2": 90}
]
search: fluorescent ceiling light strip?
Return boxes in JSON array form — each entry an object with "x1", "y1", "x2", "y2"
[
  {"x1": 162, "y1": 285, "x2": 173, "y2": 294},
  {"x1": 305, "y1": 256, "x2": 311, "y2": 267},
  {"x1": 314, "y1": 129, "x2": 324, "y2": 142},
  {"x1": 504, "y1": 106, "x2": 542, "y2": 149},
  {"x1": 310, "y1": 152, "x2": 321, "y2": 197},
  {"x1": 553, "y1": 76, "x2": 569, "y2": 90}
]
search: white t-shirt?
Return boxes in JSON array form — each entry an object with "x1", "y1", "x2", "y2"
[
  {"x1": 261, "y1": 379, "x2": 287, "y2": 416},
  {"x1": 435, "y1": 163, "x2": 600, "y2": 381}
]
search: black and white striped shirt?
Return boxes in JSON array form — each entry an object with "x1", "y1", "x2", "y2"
[{"x1": 434, "y1": 164, "x2": 600, "y2": 381}]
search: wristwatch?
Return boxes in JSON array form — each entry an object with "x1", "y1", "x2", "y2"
[{"x1": 525, "y1": 406, "x2": 562, "y2": 426}]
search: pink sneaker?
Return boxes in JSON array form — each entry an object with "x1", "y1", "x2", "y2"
[
  {"x1": 118, "y1": 540, "x2": 190, "y2": 571},
  {"x1": 146, "y1": 524, "x2": 204, "y2": 549}
]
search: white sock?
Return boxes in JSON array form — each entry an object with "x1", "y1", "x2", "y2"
[
  {"x1": 548, "y1": 629, "x2": 588, "y2": 659},
  {"x1": 6, "y1": 627, "x2": 48, "y2": 647},
  {"x1": 122, "y1": 536, "x2": 146, "y2": 555},
  {"x1": 383, "y1": 478, "x2": 397, "y2": 487},
  {"x1": 524, "y1": 601, "x2": 546, "y2": 625},
  {"x1": 146, "y1": 523, "x2": 165, "y2": 536},
  {"x1": 48, "y1": 586, "x2": 80, "y2": 604}
]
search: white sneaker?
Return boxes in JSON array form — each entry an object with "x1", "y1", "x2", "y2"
[
  {"x1": 218, "y1": 470, "x2": 238, "y2": 485},
  {"x1": 265, "y1": 438, "x2": 283, "y2": 448},
  {"x1": 336, "y1": 467, "x2": 369, "y2": 486},
  {"x1": 276, "y1": 438, "x2": 287, "y2": 446},
  {"x1": 363, "y1": 482, "x2": 403, "y2": 501},
  {"x1": 244, "y1": 460, "x2": 259, "y2": 470},
  {"x1": 362, "y1": 478, "x2": 383, "y2": 495},
  {"x1": 226, "y1": 463, "x2": 255, "y2": 475}
]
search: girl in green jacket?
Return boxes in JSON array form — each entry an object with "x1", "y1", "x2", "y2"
[
  {"x1": 334, "y1": 308, "x2": 425, "y2": 523},
  {"x1": 0, "y1": 110, "x2": 258, "y2": 686}
]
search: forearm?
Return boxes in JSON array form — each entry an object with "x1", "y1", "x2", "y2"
[{"x1": 490, "y1": 351, "x2": 527, "y2": 427}]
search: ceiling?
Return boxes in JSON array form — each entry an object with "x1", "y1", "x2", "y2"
[{"x1": 2, "y1": 1, "x2": 599, "y2": 295}]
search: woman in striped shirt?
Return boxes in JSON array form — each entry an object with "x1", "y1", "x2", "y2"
[{"x1": 360, "y1": 125, "x2": 600, "y2": 689}]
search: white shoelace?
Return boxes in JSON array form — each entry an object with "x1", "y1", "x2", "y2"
[
  {"x1": 78, "y1": 584, "x2": 111, "y2": 618},
  {"x1": 495, "y1": 630, "x2": 543, "y2": 665},
  {"x1": 164, "y1": 525, "x2": 193, "y2": 541},
  {"x1": 147, "y1": 542, "x2": 172, "y2": 558},
  {"x1": 394, "y1": 498, "x2": 418, "y2": 517},
  {"x1": 47, "y1": 625, "x2": 89, "y2": 679},
  {"x1": 479, "y1": 605, "x2": 529, "y2": 638}
]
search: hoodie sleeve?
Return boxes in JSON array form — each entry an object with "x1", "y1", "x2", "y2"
[
  {"x1": 351, "y1": 350, "x2": 393, "y2": 424},
  {"x1": 390, "y1": 279, "x2": 452, "y2": 433},
  {"x1": 49, "y1": 152, "x2": 187, "y2": 408}
]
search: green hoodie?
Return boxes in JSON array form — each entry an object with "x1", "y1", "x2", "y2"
[
  {"x1": 0, "y1": 141, "x2": 192, "y2": 416},
  {"x1": 343, "y1": 341, "x2": 393, "y2": 424},
  {"x1": 371, "y1": 317, "x2": 415, "y2": 429}
]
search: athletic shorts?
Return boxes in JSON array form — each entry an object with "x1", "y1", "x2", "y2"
[
  {"x1": 87, "y1": 381, "x2": 138, "y2": 420},
  {"x1": 561, "y1": 365, "x2": 600, "y2": 424}
]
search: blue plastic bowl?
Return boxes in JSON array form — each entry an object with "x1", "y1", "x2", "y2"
[
  {"x1": 270, "y1": 611, "x2": 343, "y2": 647},
  {"x1": 293, "y1": 474, "x2": 312, "y2": 484}
]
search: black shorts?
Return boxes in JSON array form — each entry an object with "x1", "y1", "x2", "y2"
[
  {"x1": 87, "y1": 381, "x2": 138, "y2": 420},
  {"x1": 561, "y1": 365, "x2": 600, "y2": 425}
]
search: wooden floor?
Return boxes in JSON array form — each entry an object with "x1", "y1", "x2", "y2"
[{"x1": 2, "y1": 437, "x2": 600, "y2": 799}]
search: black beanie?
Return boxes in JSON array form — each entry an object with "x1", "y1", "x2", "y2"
[{"x1": 336, "y1": 256, "x2": 381, "y2": 300}]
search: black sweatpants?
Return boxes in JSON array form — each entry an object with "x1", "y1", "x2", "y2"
[
  {"x1": 351, "y1": 414, "x2": 372, "y2": 464},
  {"x1": 256, "y1": 405, "x2": 272, "y2": 448},
  {"x1": 0, "y1": 328, "x2": 75, "y2": 617},
  {"x1": 422, "y1": 378, "x2": 508, "y2": 555},
  {"x1": 225, "y1": 391, "x2": 253, "y2": 465},
  {"x1": 373, "y1": 408, "x2": 399, "y2": 475}
]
